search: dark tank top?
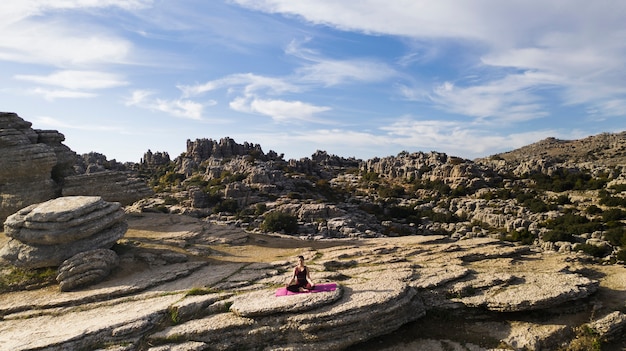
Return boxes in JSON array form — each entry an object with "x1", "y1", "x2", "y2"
[{"x1": 296, "y1": 267, "x2": 308, "y2": 284}]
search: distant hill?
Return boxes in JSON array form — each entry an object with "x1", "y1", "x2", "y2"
[{"x1": 482, "y1": 131, "x2": 626, "y2": 167}]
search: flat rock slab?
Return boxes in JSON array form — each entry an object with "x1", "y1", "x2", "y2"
[
  {"x1": 455, "y1": 272, "x2": 599, "y2": 312},
  {"x1": 0, "y1": 293, "x2": 183, "y2": 351},
  {"x1": 0, "y1": 261, "x2": 211, "y2": 317},
  {"x1": 230, "y1": 284, "x2": 343, "y2": 317},
  {"x1": 6, "y1": 196, "x2": 110, "y2": 224}
]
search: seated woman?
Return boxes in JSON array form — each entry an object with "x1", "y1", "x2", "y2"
[{"x1": 286, "y1": 255, "x2": 315, "y2": 292}]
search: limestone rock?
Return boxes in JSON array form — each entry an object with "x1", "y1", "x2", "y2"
[
  {"x1": 229, "y1": 285, "x2": 343, "y2": 317},
  {"x1": 587, "y1": 311, "x2": 626, "y2": 341},
  {"x1": 1, "y1": 221, "x2": 127, "y2": 269},
  {"x1": 0, "y1": 113, "x2": 60, "y2": 221},
  {"x1": 57, "y1": 249, "x2": 120, "y2": 291},
  {"x1": 455, "y1": 272, "x2": 599, "y2": 312},
  {"x1": 4, "y1": 196, "x2": 124, "y2": 245},
  {"x1": 62, "y1": 171, "x2": 153, "y2": 206},
  {"x1": 0, "y1": 196, "x2": 127, "y2": 268}
]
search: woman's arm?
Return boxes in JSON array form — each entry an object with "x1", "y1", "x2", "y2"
[{"x1": 286, "y1": 267, "x2": 297, "y2": 286}]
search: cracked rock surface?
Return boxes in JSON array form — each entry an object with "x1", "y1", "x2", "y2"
[{"x1": 0, "y1": 213, "x2": 625, "y2": 351}]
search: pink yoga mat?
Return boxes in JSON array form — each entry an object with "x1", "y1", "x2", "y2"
[{"x1": 275, "y1": 283, "x2": 337, "y2": 297}]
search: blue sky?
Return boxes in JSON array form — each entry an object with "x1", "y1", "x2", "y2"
[{"x1": 1, "y1": 1, "x2": 625, "y2": 162}]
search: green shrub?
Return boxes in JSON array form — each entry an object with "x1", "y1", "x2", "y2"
[
  {"x1": 261, "y1": 212, "x2": 298, "y2": 233},
  {"x1": 213, "y1": 199, "x2": 239, "y2": 213},
  {"x1": 575, "y1": 244, "x2": 610, "y2": 258},
  {"x1": 605, "y1": 227, "x2": 626, "y2": 247},
  {"x1": 542, "y1": 230, "x2": 574, "y2": 243},
  {"x1": 378, "y1": 185, "x2": 405, "y2": 198},
  {"x1": 554, "y1": 194, "x2": 571, "y2": 205},
  {"x1": 586, "y1": 205, "x2": 602, "y2": 215},
  {"x1": 254, "y1": 203, "x2": 267, "y2": 215},
  {"x1": 602, "y1": 208, "x2": 626, "y2": 222},
  {"x1": 504, "y1": 229, "x2": 536, "y2": 245},
  {"x1": 543, "y1": 213, "x2": 603, "y2": 236},
  {"x1": 616, "y1": 249, "x2": 626, "y2": 262},
  {"x1": 362, "y1": 172, "x2": 379, "y2": 182},
  {"x1": 386, "y1": 205, "x2": 421, "y2": 225}
]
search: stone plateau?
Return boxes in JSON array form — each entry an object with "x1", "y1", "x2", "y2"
[{"x1": 1, "y1": 213, "x2": 624, "y2": 351}]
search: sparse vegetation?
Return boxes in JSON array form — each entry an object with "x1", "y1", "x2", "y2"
[
  {"x1": 260, "y1": 211, "x2": 298, "y2": 233},
  {"x1": 0, "y1": 266, "x2": 57, "y2": 293}
]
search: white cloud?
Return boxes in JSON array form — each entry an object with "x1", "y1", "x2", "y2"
[
  {"x1": 179, "y1": 73, "x2": 301, "y2": 98},
  {"x1": 286, "y1": 39, "x2": 397, "y2": 86},
  {"x1": 31, "y1": 115, "x2": 130, "y2": 133},
  {"x1": 0, "y1": 1, "x2": 148, "y2": 67},
  {"x1": 380, "y1": 118, "x2": 558, "y2": 157},
  {"x1": 15, "y1": 70, "x2": 128, "y2": 90},
  {"x1": 125, "y1": 89, "x2": 207, "y2": 120},
  {"x1": 400, "y1": 72, "x2": 558, "y2": 122},
  {"x1": 28, "y1": 88, "x2": 97, "y2": 101},
  {"x1": 235, "y1": 0, "x2": 626, "y2": 120},
  {"x1": 0, "y1": 21, "x2": 132, "y2": 67},
  {"x1": 230, "y1": 96, "x2": 330, "y2": 122},
  {"x1": 0, "y1": 1, "x2": 152, "y2": 23}
]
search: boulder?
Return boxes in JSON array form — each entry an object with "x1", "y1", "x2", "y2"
[
  {"x1": 0, "y1": 196, "x2": 127, "y2": 268},
  {"x1": 57, "y1": 249, "x2": 120, "y2": 291},
  {"x1": 0, "y1": 221, "x2": 127, "y2": 269}
]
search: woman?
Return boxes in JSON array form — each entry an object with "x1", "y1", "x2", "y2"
[{"x1": 286, "y1": 255, "x2": 315, "y2": 292}]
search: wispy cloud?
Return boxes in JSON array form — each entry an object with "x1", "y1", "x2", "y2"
[
  {"x1": 15, "y1": 70, "x2": 128, "y2": 90},
  {"x1": 0, "y1": 1, "x2": 149, "y2": 67},
  {"x1": 230, "y1": 96, "x2": 330, "y2": 123},
  {"x1": 235, "y1": 0, "x2": 626, "y2": 123},
  {"x1": 286, "y1": 39, "x2": 397, "y2": 86},
  {"x1": 125, "y1": 90, "x2": 208, "y2": 120},
  {"x1": 179, "y1": 73, "x2": 300, "y2": 98},
  {"x1": 380, "y1": 117, "x2": 559, "y2": 157},
  {"x1": 27, "y1": 88, "x2": 97, "y2": 101},
  {"x1": 31, "y1": 115, "x2": 130, "y2": 133}
]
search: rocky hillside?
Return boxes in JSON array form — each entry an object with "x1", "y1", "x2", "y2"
[{"x1": 127, "y1": 131, "x2": 626, "y2": 265}]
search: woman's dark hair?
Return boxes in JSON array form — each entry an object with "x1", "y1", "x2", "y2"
[{"x1": 298, "y1": 255, "x2": 304, "y2": 260}]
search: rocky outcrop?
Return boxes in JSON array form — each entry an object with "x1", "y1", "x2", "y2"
[
  {"x1": 1, "y1": 112, "x2": 154, "y2": 223},
  {"x1": 141, "y1": 150, "x2": 171, "y2": 168},
  {"x1": 57, "y1": 248, "x2": 120, "y2": 291},
  {"x1": 586, "y1": 311, "x2": 626, "y2": 342},
  {"x1": 62, "y1": 171, "x2": 153, "y2": 206},
  {"x1": 182, "y1": 137, "x2": 266, "y2": 170},
  {"x1": 0, "y1": 112, "x2": 63, "y2": 221},
  {"x1": 1, "y1": 196, "x2": 127, "y2": 268}
]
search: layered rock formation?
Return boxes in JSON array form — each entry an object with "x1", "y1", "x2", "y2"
[
  {"x1": 0, "y1": 112, "x2": 68, "y2": 221},
  {"x1": 62, "y1": 171, "x2": 153, "y2": 206},
  {"x1": 57, "y1": 248, "x2": 120, "y2": 292},
  {"x1": 1, "y1": 214, "x2": 623, "y2": 350},
  {"x1": 0, "y1": 112, "x2": 154, "y2": 222},
  {"x1": 1, "y1": 196, "x2": 126, "y2": 269}
]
